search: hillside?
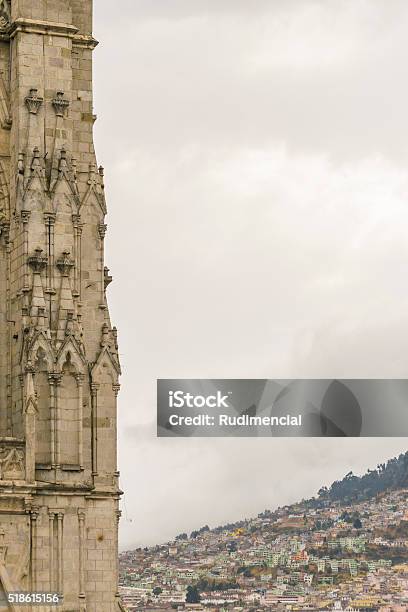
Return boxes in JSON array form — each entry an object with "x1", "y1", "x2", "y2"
[
  {"x1": 119, "y1": 450, "x2": 408, "y2": 610},
  {"x1": 177, "y1": 450, "x2": 408, "y2": 539}
]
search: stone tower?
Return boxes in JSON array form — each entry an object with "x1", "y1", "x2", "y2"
[{"x1": 0, "y1": 0, "x2": 122, "y2": 610}]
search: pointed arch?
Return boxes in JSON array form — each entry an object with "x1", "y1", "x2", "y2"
[
  {"x1": 91, "y1": 347, "x2": 120, "y2": 384},
  {"x1": 29, "y1": 335, "x2": 54, "y2": 466},
  {"x1": 23, "y1": 175, "x2": 48, "y2": 203},
  {"x1": 79, "y1": 183, "x2": 107, "y2": 216},
  {"x1": 56, "y1": 337, "x2": 86, "y2": 374},
  {"x1": 91, "y1": 347, "x2": 119, "y2": 476},
  {"x1": 51, "y1": 180, "x2": 80, "y2": 215},
  {"x1": 57, "y1": 340, "x2": 86, "y2": 468},
  {"x1": 27, "y1": 332, "x2": 56, "y2": 371}
]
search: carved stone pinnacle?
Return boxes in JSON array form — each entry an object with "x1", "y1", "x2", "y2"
[
  {"x1": 25, "y1": 88, "x2": 43, "y2": 115},
  {"x1": 28, "y1": 248, "x2": 48, "y2": 273},
  {"x1": 52, "y1": 91, "x2": 70, "y2": 117},
  {"x1": 56, "y1": 250, "x2": 74, "y2": 277}
]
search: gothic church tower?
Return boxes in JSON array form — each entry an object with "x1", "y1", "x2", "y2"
[{"x1": 0, "y1": 0, "x2": 122, "y2": 609}]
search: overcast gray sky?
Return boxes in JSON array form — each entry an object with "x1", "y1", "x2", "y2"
[{"x1": 93, "y1": 0, "x2": 408, "y2": 548}]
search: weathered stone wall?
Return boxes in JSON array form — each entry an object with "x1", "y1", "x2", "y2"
[{"x1": 0, "y1": 1, "x2": 122, "y2": 609}]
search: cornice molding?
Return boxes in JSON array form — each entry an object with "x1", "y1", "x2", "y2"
[
  {"x1": 9, "y1": 18, "x2": 78, "y2": 38},
  {"x1": 4, "y1": 18, "x2": 99, "y2": 48}
]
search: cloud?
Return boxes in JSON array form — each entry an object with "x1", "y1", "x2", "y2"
[
  {"x1": 95, "y1": 0, "x2": 408, "y2": 160},
  {"x1": 118, "y1": 436, "x2": 408, "y2": 548},
  {"x1": 110, "y1": 143, "x2": 408, "y2": 546},
  {"x1": 93, "y1": 1, "x2": 408, "y2": 547}
]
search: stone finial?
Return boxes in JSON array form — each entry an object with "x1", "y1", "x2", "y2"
[
  {"x1": 56, "y1": 250, "x2": 74, "y2": 277},
  {"x1": 59, "y1": 146, "x2": 68, "y2": 173},
  {"x1": 88, "y1": 163, "x2": 98, "y2": 186},
  {"x1": 72, "y1": 157, "x2": 78, "y2": 181},
  {"x1": 20, "y1": 211, "x2": 31, "y2": 224},
  {"x1": 101, "y1": 322, "x2": 109, "y2": 347},
  {"x1": 18, "y1": 152, "x2": 25, "y2": 175},
  {"x1": 98, "y1": 166, "x2": 105, "y2": 188},
  {"x1": 28, "y1": 248, "x2": 48, "y2": 274},
  {"x1": 52, "y1": 91, "x2": 70, "y2": 117},
  {"x1": 37, "y1": 306, "x2": 46, "y2": 327},
  {"x1": 65, "y1": 311, "x2": 74, "y2": 336},
  {"x1": 104, "y1": 267, "x2": 113, "y2": 289},
  {"x1": 25, "y1": 89, "x2": 43, "y2": 115},
  {"x1": 0, "y1": 220, "x2": 9, "y2": 243},
  {"x1": 31, "y1": 146, "x2": 43, "y2": 171},
  {"x1": 112, "y1": 327, "x2": 118, "y2": 350},
  {"x1": 98, "y1": 223, "x2": 107, "y2": 240}
]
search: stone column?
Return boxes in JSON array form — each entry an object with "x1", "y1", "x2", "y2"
[
  {"x1": 24, "y1": 367, "x2": 37, "y2": 484},
  {"x1": 78, "y1": 510, "x2": 86, "y2": 608},
  {"x1": 44, "y1": 212, "x2": 56, "y2": 297},
  {"x1": 48, "y1": 511, "x2": 55, "y2": 592},
  {"x1": 57, "y1": 512, "x2": 64, "y2": 597},
  {"x1": 76, "y1": 374, "x2": 85, "y2": 468},
  {"x1": 72, "y1": 214, "x2": 83, "y2": 300},
  {"x1": 115, "y1": 509, "x2": 122, "y2": 602},
  {"x1": 20, "y1": 210, "x2": 30, "y2": 283},
  {"x1": 48, "y1": 375, "x2": 56, "y2": 468},
  {"x1": 54, "y1": 376, "x2": 62, "y2": 469},
  {"x1": 4, "y1": 222, "x2": 11, "y2": 436},
  {"x1": 20, "y1": 210, "x2": 31, "y2": 323},
  {"x1": 30, "y1": 507, "x2": 40, "y2": 592},
  {"x1": 90, "y1": 383, "x2": 99, "y2": 476},
  {"x1": 113, "y1": 383, "x2": 120, "y2": 471},
  {"x1": 25, "y1": 410, "x2": 36, "y2": 484},
  {"x1": 98, "y1": 223, "x2": 107, "y2": 308}
]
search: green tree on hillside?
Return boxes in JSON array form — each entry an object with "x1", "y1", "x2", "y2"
[{"x1": 186, "y1": 585, "x2": 200, "y2": 603}]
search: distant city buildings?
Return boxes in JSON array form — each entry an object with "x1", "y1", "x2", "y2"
[{"x1": 119, "y1": 488, "x2": 408, "y2": 611}]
